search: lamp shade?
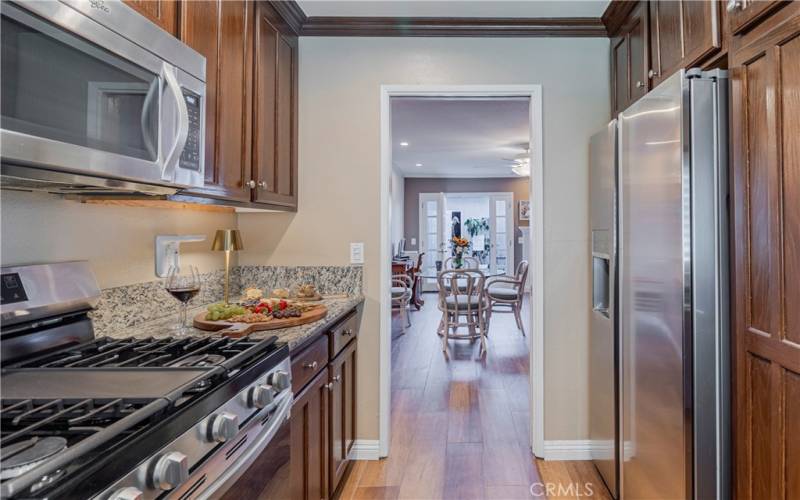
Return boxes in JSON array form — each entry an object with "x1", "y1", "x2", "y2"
[{"x1": 211, "y1": 229, "x2": 243, "y2": 252}]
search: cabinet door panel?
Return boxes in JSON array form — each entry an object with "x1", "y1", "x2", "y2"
[
  {"x1": 253, "y1": 2, "x2": 298, "y2": 208},
  {"x1": 682, "y1": 0, "x2": 720, "y2": 66},
  {"x1": 729, "y1": 0, "x2": 785, "y2": 35},
  {"x1": 291, "y1": 367, "x2": 329, "y2": 500},
  {"x1": 214, "y1": 0, "x2": 252, "y2": 201},
  {"x1": 650, "y1": 0, "x2": 683, "y2": 84},
  {"x1": 612, "y1": 36, "x2": 629, "y2": 115},
  {"x1": 329, "y1": 341, "x2": 356, "y2": 496},
  {"x1": 123, "y1": 0, "x2": 178, "y2": 35},
  {"x1": 731, "y1": 6, "x2": 800, "y2": 499},
  {"x1": 179, "y1": 1, "x2": 219, "y2": 187},
  {"x1": 628, "y1": 3, "x2": 648, "y2": 103}
]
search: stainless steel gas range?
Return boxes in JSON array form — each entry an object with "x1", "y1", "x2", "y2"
[{"x1": 0, "y1": 262, "x2": 293, "y2": 499}]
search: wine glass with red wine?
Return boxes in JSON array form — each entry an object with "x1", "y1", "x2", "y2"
[{"x1": 165, "y1": 265, "x2": 201, "y2": 335}]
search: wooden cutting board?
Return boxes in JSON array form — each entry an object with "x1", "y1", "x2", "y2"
[{"x1": 193, "y1": 305, "x2": 328, "y2": 338}]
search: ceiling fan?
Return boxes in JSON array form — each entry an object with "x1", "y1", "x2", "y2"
[{"x1": 501, "y1": 147, "x2": 531, "y2": 177}]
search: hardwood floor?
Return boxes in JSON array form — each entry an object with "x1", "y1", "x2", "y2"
[{"x1": 339, "y1": 294, "x2": 612, "y2": 499}]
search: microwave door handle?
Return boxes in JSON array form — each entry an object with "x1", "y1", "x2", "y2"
[
  {"x1": 140, "y1": 78, "x2": 159, "y2": 160},
  {"x1": 160, "y1": 63, "x2": 189, "y2": 182}
]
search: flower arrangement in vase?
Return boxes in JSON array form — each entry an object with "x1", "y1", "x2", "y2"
[{"x1": 451, "y1": 236, "x2": 470, "y2": 268}]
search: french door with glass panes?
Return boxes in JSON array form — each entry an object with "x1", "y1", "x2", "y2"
[
  {"x1": 489, "y1": 193, "x2": 514, "y2": 276},
  {"x1": 418, "y1": 192, "x2": 514, "y2": 292},
  {"x1": 418, "y1": 193, "x2": 447, "y2": 292}
]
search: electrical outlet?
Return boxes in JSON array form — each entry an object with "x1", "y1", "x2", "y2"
[
  {"x1": 411, "y1": 238, "x2": 416, "y2": 246},
  {"x1": 350, "y1": 242, "x2": 364, "y2": 265}
]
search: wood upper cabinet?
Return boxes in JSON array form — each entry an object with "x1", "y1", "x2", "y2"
[
  {"x1": 611, "y1": 1, "x2": 648, "y2": 115},
  {"x1": 649, "y1": 0, "x2": 720, "y2": 86},
  {"x1": 291, "y1": 367, "x2": 329, "y2": 500},
  {"x1": 180, "y1": 0, "x2": 253, "y2": 202},
  {"x1": 727, "y1": 0, "x2": 786, "y2": 35},
  {"x1": 730, "y1": 4, "x2": 800, "y2": 499},
  {"x1": 329, "y1": 339, "x2": 356, "y2": 497},
  {"x1": 252, "y1": 2, "x2": 299, "y2": 208},
  {"x1": 122, "y1": 0, "x2": 178, "y2": 35}
]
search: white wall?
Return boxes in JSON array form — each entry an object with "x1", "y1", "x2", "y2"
[
  {"x1": 237, "y1": 36, "x2": 610, "y2": 441},
  {"x1": 1, "y1": 191, "x2": 236, "y2": 288},
  {"x1": 389, "y1": 167, "x2": 405, "y2": 254}
]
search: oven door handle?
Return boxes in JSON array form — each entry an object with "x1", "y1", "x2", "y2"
[
  {"x1": 160, "y1": 63, "x2": 189, "y2": 182},
  {"x1": 197, "y1": 392, "x2": 293, "y2": 499}
]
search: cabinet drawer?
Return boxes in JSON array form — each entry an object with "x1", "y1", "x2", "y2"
[
  {"x1": 329, "y1": 312, "x2": 358, "y2": 360},
  {"x1": 291, "y1": 335, "x2": 328, "y2": 393}
]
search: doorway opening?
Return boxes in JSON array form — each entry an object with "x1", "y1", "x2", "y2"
[{"x1": 378, "y1": 86, "x2": 545, "y2": 471}]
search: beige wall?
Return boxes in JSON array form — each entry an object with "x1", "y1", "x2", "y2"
[
  {"x1": 0, "y1": 191, "x2": 236, "y2": 289},
  {"x1": 238, "y1": 36, "x2": 609, "y2": 442}
]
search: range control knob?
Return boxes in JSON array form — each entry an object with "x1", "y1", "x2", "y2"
[
  {"x1": 151, "y1": 451, "x2": 189, "y2": 491},
  {"x1": 208, "y1": 412, "x2": 239, "y2": 443},
  {"x1": 248, "y1": 384, "x2": 275, "y2": 409},
  {"x1": 109, "y1": 487, "x2": 143, "y2": 500},
  {"x1": 268, "y1": 370, "x2": 291, "y2": 392}
]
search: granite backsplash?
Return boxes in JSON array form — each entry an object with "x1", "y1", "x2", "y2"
[{"x1": 91, "y1": 265, "x2": 362, "y2": 336}]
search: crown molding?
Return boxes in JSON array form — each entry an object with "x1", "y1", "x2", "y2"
[
  {"x1": 601, "y1": 0, "x2": 638, "y2": 37},
  {"x1": 274, "y1": 1, "x2": 609, "y2": 38},
  {"x1": 300, "y1": 16, "x2": 607, "y2": 37}
]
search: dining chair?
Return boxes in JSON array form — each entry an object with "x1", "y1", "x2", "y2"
[
  {"x1": 437, "y1": 268, "x2": 488, "y2": 358},
  {"x1": 485, "y1": 260, "x2": 529, "y2": 335},
  {"x1": 391, "y1": 273, "x2": 413, "y2": 335}
]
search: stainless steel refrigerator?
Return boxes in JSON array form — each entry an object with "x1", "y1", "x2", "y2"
[
  {"x1": 589, "y1": 119, "x2": 618, "y2": 498},
  {"x1": 590, "y1": 68, "x2": 731, "y2": 499}
]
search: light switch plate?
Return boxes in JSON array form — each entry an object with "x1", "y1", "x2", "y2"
[
  {"x1": 350, "y1": 242, "x2": 364, "y2": 265},
  {"x1": 411, "y1": 238, "x2": 416, "y2": 246}
]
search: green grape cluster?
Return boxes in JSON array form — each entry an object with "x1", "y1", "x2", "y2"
[{"x1": 206, "y1": 302, "x2": 247, "y2": 321}]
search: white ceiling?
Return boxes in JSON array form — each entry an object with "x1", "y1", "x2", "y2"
[
  {"x1": 298, "y1": 1, "x2": 609, "y2": 19},
  {"x1": 391, "y1": 97, "x2": 530, "y2": 178}
]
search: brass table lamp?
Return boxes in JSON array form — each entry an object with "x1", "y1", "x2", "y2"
[{"x1": 212, "y1": 229, "x2": 243, "y2": 304}]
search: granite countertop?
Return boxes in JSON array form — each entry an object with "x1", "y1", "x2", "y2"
[{"x1": 103, "y1": 296, "x2": 364, "y2": 352}]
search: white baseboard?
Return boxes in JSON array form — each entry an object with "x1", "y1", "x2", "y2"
[
  {"x1": 543, "y1": 440, "x2": 594, "y2": 461},
  {"x1": 349, "y1": 440, "x2": 381, "y2": 460}
]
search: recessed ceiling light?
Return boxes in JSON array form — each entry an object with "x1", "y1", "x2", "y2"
[
  {"x1": 415, "y1": 163, "x2": 423, "y2": 167},
  {"x1": 400, "y1": 141, "x2": 409, "y2": 147}
]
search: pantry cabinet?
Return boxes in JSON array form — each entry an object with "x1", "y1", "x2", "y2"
[{"x1": 729, "y1": 3, "x2": 800, "y2": 499}]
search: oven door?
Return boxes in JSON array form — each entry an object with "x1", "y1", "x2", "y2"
[
  {"x1": 172, "y1": 392, "x2": 293, "y2": 500},
  {"x1": 0, "y1": 1, "x2": 204, "y2": 190}
]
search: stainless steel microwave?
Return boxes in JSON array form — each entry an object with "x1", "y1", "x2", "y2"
[{"x1": 0, "y1": 0, "x2": 205, "y2": 195}]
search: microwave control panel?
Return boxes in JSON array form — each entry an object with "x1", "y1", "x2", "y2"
[{"x1": 179, "y1": 91, "x2": 202, "y2": 172}]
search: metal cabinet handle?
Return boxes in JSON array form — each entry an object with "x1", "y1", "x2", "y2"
[
  {"x1": 648, "y1": 69, "x2": 659, "y2": 79},
  {"x1": 258, "y1": 181, "x2": 267, "y2": 189},
  {"x1": 343, "y1": 328, "x2": 354, "y2": 336},
  {"x1": 303, "y1": 361, "x2": 318, "y2": 370},
  {"x1": 332, "y1": 375, "x2": 341, "y2": 383},
  {"x1": 635, "y1": 81, "x2": 644, "y2": 89},
  {"x1": 726, "y1": 0, "x2": 742, "y2": 12},
  {"x1": 325, "y1": 382, "x2": 334, "y2": 391},
  {"x1": 247, "y1": 180, "x2": 256, "y2": 188}
]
